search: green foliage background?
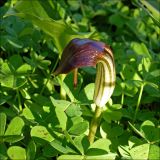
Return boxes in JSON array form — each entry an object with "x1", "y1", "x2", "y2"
[{"x1": 0, "y1": 0, "x2": 160, "y2": 160}]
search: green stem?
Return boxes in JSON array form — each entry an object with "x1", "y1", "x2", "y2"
[
  {"x1": 40, "y1": 57, "x2": 59, "y2": 95},
  {"x1": 133, "y1": 83, "x2": 144, "y2": 122},
  {"x1": 60, "y1": 74, "x2": 66, "y2": 99},
  {"x1": 80, "y1": 0, "x2": 86, "y2": 17},
  {"x1": 121, "y1": 92, "x2": 124, "y2": 105},
  {"x1": 40, "y1": 78, "x2": 50, "y2": 95},
  {"x1": 16, "y1": 89, "x2": 22, "y2": 112},
  {"x1": 88, "y1": 105, "x2": 102, "y2": 144},
  {"x1": 73, "y1": 68, "x2": 78, "y2": 88}
]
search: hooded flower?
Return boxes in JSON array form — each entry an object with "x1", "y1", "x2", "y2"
[{"x1": 54, "y1": 38, "x2": 116, "y2": 107}]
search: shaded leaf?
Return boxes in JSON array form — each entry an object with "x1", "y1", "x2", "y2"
[
  {"x1": 26, "y1": 140, "x2": 36, "y2": 160},
  {"x1": 68, "y1": 121, "x2": 88, "y2": 135},
  {"x1": 65, "y1": 103, "x2": 82, "y2": 117},
  {"x1": 140, "y1": 120, "x2": 160, "y2": 143},
  {"x1": 6, "y1": 0, "x2": 95, "y2": 53},
  {"x1": 74, "y1": 135, "x2": 90, "y2": 154},
  {"x1": 49, "y1": 140, "x2": 68, "y2": 154}
]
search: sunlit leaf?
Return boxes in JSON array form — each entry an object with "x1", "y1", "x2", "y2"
[
  {"x1": 5, "y1": 117, "x2": 24, "y2": 136},
  {"x1": 7, "y1": 146, "x2": 26, "y2": 160},
  {"x1": 31, "y1": 126, "x2": 54, "y2": 142}
]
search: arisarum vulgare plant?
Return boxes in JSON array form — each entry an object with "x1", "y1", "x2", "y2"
[{"x1": 54, "y1": 38, "x2": 116, "y2": 143}]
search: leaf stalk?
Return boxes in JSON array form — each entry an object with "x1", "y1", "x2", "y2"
[{"x1": 133, "y1": 83, "x2": 145, "y2": 121}]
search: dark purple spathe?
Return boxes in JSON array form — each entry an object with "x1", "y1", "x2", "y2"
[{"x1": 54, "y1": 38, "x2": 113, "y2": 75}]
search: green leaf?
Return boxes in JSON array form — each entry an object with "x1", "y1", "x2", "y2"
[
  {"x1": 137, "y1": 0, "x2": 160, "y2": 26},
  {"x1": 141, "y1": 57, "x2": 151, "y2": 73},
  {"x1": 109, "y1": 13, "x2": 125, "y2": 28},
  {"x1": 130, "y1": 143, "x2": 160, "y2": 160},
  {"x1": 118, "y1": 145, "x2": 131, "y2": 159},
  {"x1": 0, "y1": 153, "x2": 8, "y2": 160},
  {"x1": 43, "y1": 143, "x2": 60, "y2": 157},
  {"x1": 58, "y1": 154, "x2": 117, "y2": 160},
  {"x1": 79, "y1": 83, "x2": 95, "y2": 104},
  {"x1": 50, "y1": 97, "x2": 70, "y2": 131},
  {"x1": 20, "y1": 89, "x2": 31, "y2": 99},
  {"x1": 110, "y1": 104, "x2": 122, "y2": 110},
  {"x1": 87, "y1": 138, "x2": 111, "y2": 155},
  {"x1": 64, "y1": 131, "x2": 82, "y2": 154},
  {"x1": 131, "y1": 42, "x2": 152, "y2": 59},
  {"x1": 22, "y1": 107, "x2": 35, "y2": 120},
  {"x1": 2, "y1": 135, "x2": 24, "y2": 143},
  {"x1": 128, "y1": 136, "x2": 143, "y2": 149},
  {"x1": 111, "y1": 126, "x2": 124, "y2": 137},
  {"x1": 84, "y1": 83, "x2": 95, "y2": 100},
  {"x1": 6, "y1": 0, "x2": 94, "y2": 53},
  {"x1": 81, "y1": 67, "x2": 96, "y2": 75},
  {"x1": 58, "y1": 77, "x2": 76, "y2": 102},
  {"x1": 69, "y1": 116, "x2": 85, "y2": 126},
  {"x1": 128, "y1": 122, "x2": 145, "y2": 139},
  {"x1": 86, "y1": 154, "x2": 117, "y2": 160},
  {"x1": 16, "y1": 64, "x2": 31, "y2": 75},
  {"x1": 1, "y1": 116, "x2": 24, "y2": 143},
  {"x1": 73, "y1": 135, "x2": 90, "y2": 154},
  {"x1": 150, "y1": 69, "x2": 160, "y2": 77},
  {"x1": 50, "y1": 96, "x2": 71, "y2": 110},
  {"x1": 14, "y1": 0, "x2": 50, "y2": 19},
  {"x1": 103, "y1": 109, "x2": 122, "y2": 123},
  {"x1": 31, "y1": 126, "x2": 54, "y2": 142},
  {"x1": 5, "y1": 116, "x2": 24, "y2": 135},
  {"x1": 0, "y1": 62, "x2": 28, "y2": 89},
  {"x1": 55, "y1": 107, "x2": 67, "y2": 131},
  {"x1": 149, "y1": 144, "x2": 160, "y2": 160},
  {"x1": 140, "y1": 120, "x2": 160, "y2": 143},
  {"x1": 100, "y1": 122, "x2": 110, "y2": 139},
  {"x1": 65, "y1": 103, "x2": 82, "y2": 117},
  {"x1": 33, "y1": 94, "x2": 52, "y2": 106},
  {"x1": 58, "y1": 155, "x2": 83, "y2": 160},
  {"x1": 144, "y1": 84, "x2": 160, "y2": 97},
  {"x1": 7, "y1": 146, "x2": 26, "y2": 160},
  {"x1": 24, "y1": 100, "x2": 44, "y2": 120},
  {"x1": 0, "y1": 94, "x2": 12, "y2": 105},
  {"x1": 122, "y1": 64, "x2": 142, "y2": 81},
  {"x1": 0, "y1": 113, "x2": 6, "y2": 136},
  {"x1": 49, "y1": 140, "x2": 68, "y2": 154},
  {"x1": 0, "y1": 143, "x2": 7, "y2": 160},
  {"x1": 64, "y1": 72, "x2": 83, "y2": 100},
  {"x1": 67, "y1": 0, "x2": 80, "y2": 11},
  {"x1": 136, "y1": 110, "x2": 155, "y2": 121},
  {"x1": 68, "y1": 121, "x2": 88, "y2": 135},
  {"x1": 9, "y1": 54, "x2": 23, "y2": 70},
  {"x1": 26, "y1": 140, "x2": 36, "y2": 160},
  {"x1": 100, "y1": 122, "x2": 124, "y2": 139}
]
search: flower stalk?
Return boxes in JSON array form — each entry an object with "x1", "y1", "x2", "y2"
[
  {"x1": 73, "y1": 68, "x2": 78, "y2": 88},
  {"x1": 88, "y1": 105, "x2": 102, "y2": 144}
]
